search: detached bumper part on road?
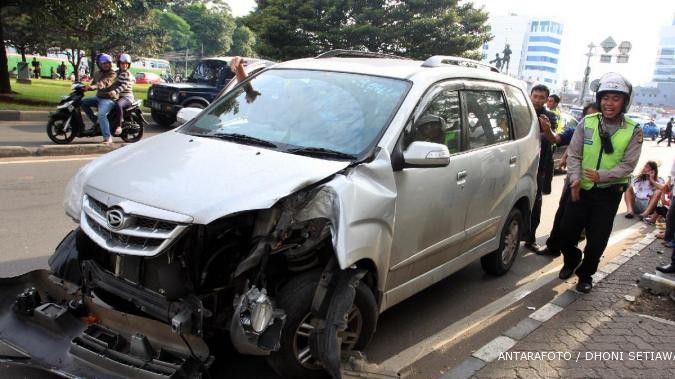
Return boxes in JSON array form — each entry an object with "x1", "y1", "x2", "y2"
[{"x1": 0, "y1": 270, "x2": 211, "y2": 379}]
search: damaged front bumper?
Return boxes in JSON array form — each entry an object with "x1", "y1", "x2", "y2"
[{"x1": 0, "y1": 270, "x2": 211, "y2": 379}]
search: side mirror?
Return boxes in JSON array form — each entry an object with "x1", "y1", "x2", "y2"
[
  {"x1": 403, "y1": 141, "x2": 451, "y2": 168},
  {"x1": 176, "y1": 107, "x2": 202, "y2": 124}
]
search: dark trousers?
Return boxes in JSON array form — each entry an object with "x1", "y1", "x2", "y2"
[
  {"x1": 666, "y1": 194, "x2": 674, "y2": 242},
  {"x1": 527, "y1": 176, "x2": 544, "y2": 243},
  {"x1": 545, "y1": 180, "x2": 571, "y2": 252},
  {"x1": 115, "y1": 97, "x2": 133, "y2": 127},
  {"x1": 657, "y1": 131, "x2": 672, "y2": 146},
  {"x1": 559, "y1": 186, "x2": 623, "y2": 279}
]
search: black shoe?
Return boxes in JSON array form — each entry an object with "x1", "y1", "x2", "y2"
[
  {"x1": 524, "y1": 242, "x2": 543, "y2": 252},
  {"x1": 559, "y1": 264, "x2": 577, "y2": 279},
  {"x1": 536, "y1": 246, "x2": 561, "y2": 257},
  {"x1": 656, "y1": 264, "x2": 675, "y2": 274},
  {"x1": 576, "y1": 278, "x2": 593, "y2": 293}
]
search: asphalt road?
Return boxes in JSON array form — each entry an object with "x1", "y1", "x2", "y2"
[
  {"x1": 0, "y1": 141, "x2": 671, "y2": 378},
  {"x1": 0, "y1": 120, "x2": 170, "y2": 147}
]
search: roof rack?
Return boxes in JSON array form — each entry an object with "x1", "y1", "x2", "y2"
[
  {"x1": 422, "y1": 56, "x2": 500, "y2": 73},
  {"x1": 315, "y1": 49, "x2": 412, "y2": 60}
]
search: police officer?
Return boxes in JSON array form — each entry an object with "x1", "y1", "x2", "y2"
[{"x1": 558, "y1": 73, "x2": 642, "y2": 293}]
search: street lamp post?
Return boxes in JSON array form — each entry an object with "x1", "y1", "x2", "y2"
[{"x1": 579, "y1": 43, "x2": 595, "y2": 106}]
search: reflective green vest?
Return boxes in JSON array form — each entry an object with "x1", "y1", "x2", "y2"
[
  {"x1": 550, "y1": 107, "x2": 564, "y2": 134},
  {"x1": 581, "y1": 113, "x2": 637, "y2": 190}
]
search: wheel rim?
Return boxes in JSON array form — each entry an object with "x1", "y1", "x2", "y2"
[
  {"x1": 292, "y1": 305, "x2": 363, "y2": 370},
  {"x1": 50, "y1": 118, "x2": 73, "y2": 142},
  {"x1": 501, "y1": 219, "x2": 519, "y2": 265},
  {"x1": 122, "y1": 126, "x2": 142, "y2": 141}
]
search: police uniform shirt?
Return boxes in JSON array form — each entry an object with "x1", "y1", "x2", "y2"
[{"x1": 566, "y1": 116, "x2": 643, "y2": 185}]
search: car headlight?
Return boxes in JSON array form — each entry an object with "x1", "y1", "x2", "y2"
[
  {"x1": 63, "y1": 162, "x2": 92, "y2": 222},
  {"x1": 149, "y1": 88, "x2": 154, "y2": 98},
  {"x1": 170, "y1": 92, "x2": 179, "y2": 103}
]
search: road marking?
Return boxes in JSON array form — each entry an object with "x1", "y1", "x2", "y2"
[
  {"x1": 471, "y1": 336, "x2": 517, "y2": 362},
  {"x1": 0, "y1": 156, "x2": 97, "y2": 165},
  {"x1": 379, "y1": 220, "x2": 646, "y2": 373},
  {"x1": 529, "y1": 303, "x2": 563, "y2": 322}
]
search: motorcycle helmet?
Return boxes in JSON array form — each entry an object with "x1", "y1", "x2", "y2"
[
  {"x1": 96, "y1": 53, "x2": 113, "y2": 69},
  {"x1": 118, "y1": 53, "x2": 132, "y2": 65},
  {"x1": 593, "y1": 72, "x2": 633, "y2": 113}
]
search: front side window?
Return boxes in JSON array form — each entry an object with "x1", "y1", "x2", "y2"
[
  {"x1": 461, "y1": 90, "x2": 511, "y2": 150},
  {"x1": 406, "y1": 89, "x2": 462, "y2": 154},
  {"x1": 182, "y1": 69, "x2": 410, "y2": 157},
  {"x1": 190, "y1": 60, "x2": 230, "y2": 84}
]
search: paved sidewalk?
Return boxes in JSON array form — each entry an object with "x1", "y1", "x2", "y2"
[{"x1": 444, "y1": 233, "x2": 675, "y2": 379}]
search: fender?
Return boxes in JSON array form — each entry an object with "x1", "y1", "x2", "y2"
[{"x1": 181, "y1": 96, "x2": 210, "y2": 108}]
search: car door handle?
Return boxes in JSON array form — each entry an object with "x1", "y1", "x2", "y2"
[
  {"x1": 457, "y1": 170, "x2": 467, "y2": 181},
  {"x1": 509, "y1": 156, "x2": 518, "y2": 165}
]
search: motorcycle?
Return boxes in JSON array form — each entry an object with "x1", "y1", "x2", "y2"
[{"x1": 47, "y1": 83, "x2": 146, "y2": 144}]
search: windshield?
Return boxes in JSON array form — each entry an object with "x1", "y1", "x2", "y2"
[
  {"x1": 189, "y1": 60, "x2": 231, "y2": 84},
  {"x1": 181, "y1": 69, "x2": 410, "y2": 157}
]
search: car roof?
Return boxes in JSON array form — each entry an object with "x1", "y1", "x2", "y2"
[{"x1": 272, "y1": 57, "x2": 525, "y2": 87}]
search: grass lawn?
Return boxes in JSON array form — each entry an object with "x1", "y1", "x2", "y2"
[{"x1": 0, "y1": 79, "x2": 150, "y2": 112}]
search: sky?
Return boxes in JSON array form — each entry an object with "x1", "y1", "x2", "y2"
[{"x1": 226, "y1": 0, "x2": 675, "y2": 86}]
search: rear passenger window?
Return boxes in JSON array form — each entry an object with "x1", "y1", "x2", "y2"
[
  {"x1": 461, "y1": 90, "x2": 511, "y2": 150},
  {"x1": 406, "y1": 89, "x2": 462, "y2": 154},
  {"x1": 504, "y1": 85, "x2": 533, "y2": 139}
]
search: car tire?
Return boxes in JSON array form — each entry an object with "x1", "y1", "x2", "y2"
[
  {"x1": 266, "y1": 270, "x2": 377, "y2": 379},
  {"x1": 151, "y1": 110, "x2": 175, "y2": 127},
  {"x1": 481, "y1": 208, "x2": 522, "y2": 276}
]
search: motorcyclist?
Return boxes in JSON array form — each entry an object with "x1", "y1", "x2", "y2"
[
  {"x1": 80, "y1": 53, "x2": 118, "y2": 144},
  {"x1": 108, "y1": 53, "x2": 135, "y2": 136}
]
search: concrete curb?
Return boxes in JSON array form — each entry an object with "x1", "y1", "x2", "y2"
[
  {"x1": 0, "y1": 110, "x2": 151, "y2": 122},
  {"x1": 441, "y1": 232, "x2": 658, "y2": 379},
  {"x1": 0, "y1": 144, "x2": 126, "y2": 158},
  {"x1": 0, "y1": 110, "x2": 51, "y2": 122}
]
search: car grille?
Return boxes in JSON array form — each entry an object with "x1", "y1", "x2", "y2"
[
  {"x1": 81, "y1": 193, "x2": 188, "y2": 257},
  {"x1": 152, "y1": 86, "x2": 172, "y2": 102}
]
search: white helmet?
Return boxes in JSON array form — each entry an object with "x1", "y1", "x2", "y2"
[{"x1": 594, "y1": 72, "x2": 633, "y2": 113}]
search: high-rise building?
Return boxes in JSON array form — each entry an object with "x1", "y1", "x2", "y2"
[
  {"x1": 653, "y1": 15, "x2": 675, "y2": 82},
  {"x1": 521, "y1": 19, "x2": 564, "y2": 86},
  {"x1": 482, "y1": 15, "x2": 564, "y2": 88}
]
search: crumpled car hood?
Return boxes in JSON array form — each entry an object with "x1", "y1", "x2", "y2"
[{"x1": 84, "y1": 131, "x2": 350, "y2": 224}]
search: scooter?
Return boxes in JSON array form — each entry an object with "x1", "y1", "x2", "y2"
[{"x1": 46, "y1": 83, "x2": 147, "y2": 144}]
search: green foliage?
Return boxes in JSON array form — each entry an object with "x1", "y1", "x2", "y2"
[
  {"x1": 246, "y1": 0, "x2": 491, "y2": 60},
  {"x1": 154, "y1": 9, "x2": 194, "y2": 51},
  {"x1": 229, "y1": 24, "x2": 257, "y2": 57},
  {"x1": 174, "y1": 3, "x2": 236, "y2": 56},
  {"x1": 2, "y1": 6, "x2": 48, "y2": 61}
]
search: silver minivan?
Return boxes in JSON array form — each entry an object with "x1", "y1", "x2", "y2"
[{"x1": 14, "y1": 52, "x2": 539, "y2": 379}]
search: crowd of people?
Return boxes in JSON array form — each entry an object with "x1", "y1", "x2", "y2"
[{"x1": 528, "y1": 72, "x2": 675, "y2": 290}]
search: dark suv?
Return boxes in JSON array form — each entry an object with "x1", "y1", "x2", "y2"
[{"x1": 145, "y1": 57, "x2": 269, "y2": 126}]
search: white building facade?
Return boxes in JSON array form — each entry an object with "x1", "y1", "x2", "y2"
[
  {"x1": 653, "y1": 15, "x2": 675, "y2": 83},
  {"x1": 482, "y1": 15, "x2": 564, "y2": 88}
]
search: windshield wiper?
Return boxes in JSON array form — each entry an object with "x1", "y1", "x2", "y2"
[
  {"x1": 208, "y1": 132, "x2": 277, "y2": 148},
  {"x1": 287, "y1": 147, "x2": 356, "y2": 160}
]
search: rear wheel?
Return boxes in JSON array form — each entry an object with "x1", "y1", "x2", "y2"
[
  {"x1": 150, "y1": 110, "x2": 175, "y2": 127},
  {"x1": 481, "y1": 208, "x2": 522, "y2": 276},
  {"x1": 120, "y1": 118, "x2": 144, "y2": 143},
  {"x1": 46, "y1": 114, "x2": 76, "y2": 144},
  {"x1": 266, "y1": 270, "x2": 377, "y2": 379}
]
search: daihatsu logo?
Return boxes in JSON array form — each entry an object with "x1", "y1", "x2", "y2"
[{"x1": 106, "y1": 208, "x2": 125, "y2": 230}]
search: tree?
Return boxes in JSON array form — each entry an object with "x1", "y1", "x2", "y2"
[
  {"x1": 154, "y1": 10, "x2": 194, "y2": 52},
  {"x1": 2, "y1": 7, "x2": 47, "y2": 62},
  {"x1": 246, "y1": 0, "x2": 491, "y2": 61},
  {"x1": 229, "y1": 23, "x2": 256, "y2": 57},
  {"x1": 175, "y1": 3, "x2": 236, "y2": 56}
]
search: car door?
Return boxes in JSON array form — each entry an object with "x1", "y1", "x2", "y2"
[
  {"x1": 457, "y1": 84, "x2": 518, "y2": 252},
  {"x1": 386, "y1": 82, "x2": 474, "y2": 291}
]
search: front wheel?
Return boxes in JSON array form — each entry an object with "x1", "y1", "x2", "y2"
[
  {"x1": 481, "y1": 208, "x2": 522, "y2": 276},
  {"x1": 266, "y1": 270, "x2": 377, "y2": 379},
  {"x1": 151, "y1": 110, "x2": 175, "y2": 127},
  {"x1": 47, "y1": 114, "x2": 76, "y2": 144}
]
